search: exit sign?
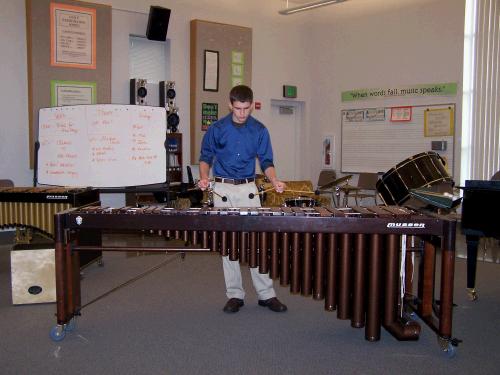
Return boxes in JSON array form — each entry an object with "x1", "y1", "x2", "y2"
[{"x1": 283, "y1": 85, "x2": 297, "y2": 98}]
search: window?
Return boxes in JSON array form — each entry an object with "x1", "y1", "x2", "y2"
[
  {"x1": 129, "y1": 35, "x2": 170, "y2": 83},
  {"x1": 461, "y1": 0, "x2": 500, "y2": 183}
]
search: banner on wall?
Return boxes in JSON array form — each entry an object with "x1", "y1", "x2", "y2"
[{"x1": 341, "y1": 82, "x2": 457, "y2": 102}]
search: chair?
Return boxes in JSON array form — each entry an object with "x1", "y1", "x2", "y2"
[
  {"x1": 317, "y1": 170, "x2": 337, "y2": 189},
  {"x1": 316, "y1": 170, "x2": 337, "y2": 207},
  {"x1": 0, "y1": 179, "x2": 14, "y2": 187},
  {"x1": 352, "y1": 172, "x2": 379, "y2": 206}
]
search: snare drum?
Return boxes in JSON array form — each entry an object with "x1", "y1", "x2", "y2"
[
  {"x1": 376, "y1": 151, "x2": 452, "y2": 205},
  {"x1": 283, "y1": 197, "x2": 319, "y2": 207}
]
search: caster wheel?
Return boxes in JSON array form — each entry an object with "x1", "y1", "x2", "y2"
[
  {"x1": 64, "y1": 318, "x2": 76, "y2": 332},
  {"x1": 50, "y1": 325, "x2": 66, "y2": 342},
  {"x1": 467, "y1": 288, "x2": 478, "y2": 301},
  {"x1": 437, "y1": 336, "x2": 457, "y2": 358},
  {"x1": 443, "y1": 343, "x2": 456, "y2": 358}
]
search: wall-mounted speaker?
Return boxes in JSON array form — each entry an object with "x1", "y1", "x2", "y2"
[
  {"x1": 130, "y1": 78, "x2": 148, "y2": 105},
  {"x1": 146, "y1": 6, "x2": 171, "y2": 42}
]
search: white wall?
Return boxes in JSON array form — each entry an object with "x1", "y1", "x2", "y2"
[
  {"x1": 0, "y1": 0, "x2": 465, "y2": 187},
  {"x1": 305, "y1": 0, "x2": 465, "y2": 181}
]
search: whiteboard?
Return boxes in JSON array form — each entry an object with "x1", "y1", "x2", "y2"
[
  {"x1": 341, "y1": 104, "x2": 455, "y2": 175},
  {"x1": 37, "y1": 105, "x2": 166, "y2": 187}
]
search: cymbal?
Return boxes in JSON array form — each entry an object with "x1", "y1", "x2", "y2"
[
  {"x1": 319, "y1": 175, "x2": 353, "y2": 190},
  {"x1": 339, "y1": 184, "x2": 360, "y2": 192}
]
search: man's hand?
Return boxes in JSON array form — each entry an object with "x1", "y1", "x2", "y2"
[
  {"x1": 271, "y1": 178, "x2": 286, "y2": 193},
  {"x1": 198, "y1": 178, "x2": 210, "y2": 191},
  {"x1": 198, "y1": 162, "x2": 211, "y2": 191},
  {"x1": 263, "y1": 166, "x2": 286, "y2": 193}
]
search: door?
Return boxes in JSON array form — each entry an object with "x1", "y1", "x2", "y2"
[{"x1": 266, "y1": 100, "x2": 303, "y2": 181}]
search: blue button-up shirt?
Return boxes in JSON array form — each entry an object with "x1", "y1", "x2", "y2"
[{"x1": 199, "y1": 113, "x2": 274, "y2": 179}]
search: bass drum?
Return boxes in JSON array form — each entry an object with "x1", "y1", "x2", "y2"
[
  {"x1": 376, "y1": 151, "x2": 453, "y2": 205},
  {"x1": 283, "y1": 197, "x2": 319, "y2": 207}
]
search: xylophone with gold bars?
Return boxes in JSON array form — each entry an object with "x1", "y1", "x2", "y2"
[{"x1": 50, "y1": 204, "x2": 459, "y2": 353}]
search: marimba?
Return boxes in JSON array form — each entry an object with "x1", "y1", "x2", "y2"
[{"x1": 51, "y1": 204, "x2": 458, "y2": 354}]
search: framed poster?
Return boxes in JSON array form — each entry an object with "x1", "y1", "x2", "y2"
[
  {"x1": 50, "y1": 3, "x2": 97, "y2": 69},
  {"x1": 203, "y1": 50, "x2": 219, "y2": 92},
  {"x1": 50, "y1": 80, "x2": 96, "y2": 106}
]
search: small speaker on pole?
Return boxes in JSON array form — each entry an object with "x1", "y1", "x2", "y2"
[
  {"x1": 160, "y1": 81, "x2": 180, "y2": 132},
  {"x1": 146, "y1": 6, "x2": 171, "y2": 42}
]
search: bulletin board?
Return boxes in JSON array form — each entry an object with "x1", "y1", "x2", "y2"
[
  {"x1": 37, "y1": 105, "x2": 166, "y2": 187},
  {"x1": 190, "y1": 19, "x2": 252, "y2": 163},
  {"x1": 341, "y1": 104, "x2": 455, "y2": 175},
  {"x1": 26, "y1": 0, "x2": 112, "y2": 168}
]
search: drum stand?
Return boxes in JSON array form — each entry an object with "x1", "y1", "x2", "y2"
[
  {"x1": 339, "y1": 184, "x2": 360, "y2": 207},
  {"x1": 334, "y1": 186, "x2": 341, "y2": 207}
]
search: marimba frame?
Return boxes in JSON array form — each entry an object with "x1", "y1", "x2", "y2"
[{"x1": 50, "y1": 205, "x2": 459, "y2": 355}]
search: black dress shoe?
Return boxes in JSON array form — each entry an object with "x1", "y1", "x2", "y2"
[
  {"x1": 223, "y1": 298, "x2": 244, "y2": 313},
  {"x1": 258, "y1": 297, "x2": 287, "y2": 312}
]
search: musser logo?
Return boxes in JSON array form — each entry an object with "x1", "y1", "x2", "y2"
[
  {"x1": 387, "y1": 222, "x2": 425, "y2": 228},
  {"x1": 46, "y1": 195, "x2": 68, "y2": 200}
]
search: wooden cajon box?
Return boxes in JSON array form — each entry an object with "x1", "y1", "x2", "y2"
[{"x1": 10, "y1": 248, "x2": 56, "y2": 304}]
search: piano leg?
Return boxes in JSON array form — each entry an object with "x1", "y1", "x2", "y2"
[{"x1": 465, "y1": 235, "x2": 479, "y2": 301}]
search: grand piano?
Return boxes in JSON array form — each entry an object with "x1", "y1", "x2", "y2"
[{"x1": 460, "y1": 179, "x2": 500, "y2": 300}]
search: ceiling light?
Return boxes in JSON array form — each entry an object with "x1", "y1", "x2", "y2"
[{"x1": 279, "y1": 0, "x2": 347, "y2": 15}]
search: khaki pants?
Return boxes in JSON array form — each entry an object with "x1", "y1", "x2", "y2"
[{"x1": 213, "y1": 181, "x2": 276, "y2": 300}]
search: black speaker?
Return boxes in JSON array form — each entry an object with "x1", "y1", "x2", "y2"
[
  {"x1": 160, "y1": 80, "x2": 180, "y2": 132},
  {"x1": 146, "y1": 6, "x2": 171, "y2": 41},
  {"x1": 130, "y1": 78, "x2": 148, "y2": 105},
  {"x1": 167, "y1": 111, "x2": 180, "y2": 133},
  {"x1": 159, "y1": 81, "x2": 176, "y2": 108}
]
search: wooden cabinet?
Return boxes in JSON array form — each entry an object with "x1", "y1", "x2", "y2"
[{"x1": 166, "y1": 133, "x2": 182, "y2": 183}]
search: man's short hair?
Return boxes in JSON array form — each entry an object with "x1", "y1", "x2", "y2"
[{"x1": 229, "y1": 85, "x2": 253, "y2": 103}]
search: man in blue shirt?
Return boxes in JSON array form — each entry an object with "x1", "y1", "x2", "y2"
[{"x1": 198, "y1": 85, "x2": 288, "y2": 313}]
